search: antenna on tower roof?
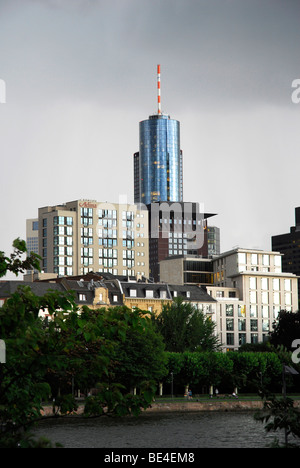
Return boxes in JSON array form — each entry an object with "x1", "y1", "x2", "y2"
[{"x1": 157, "y1": 64, "x2": 161, "y2": 115}]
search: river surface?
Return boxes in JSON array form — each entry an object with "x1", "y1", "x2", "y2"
[{"x1": 33, "y1": 411, "x2": 288, "y2": 448}]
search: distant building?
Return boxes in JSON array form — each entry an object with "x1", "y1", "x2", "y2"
[
  {"x1": 272, "y1": 207, "x2": 300, "y2": 305},
  {"x1": 207, "y1": 226, "x2": 220, "y2": 257},
  {"x1": 147, "y1": 201, "x2": 215, "y2": 282}
]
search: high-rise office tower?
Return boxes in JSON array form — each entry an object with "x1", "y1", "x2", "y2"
[{"x1": 134, "y1": 65, "x2": 183, "y2": 205}]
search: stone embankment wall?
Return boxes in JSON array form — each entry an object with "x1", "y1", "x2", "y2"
[
  {"x1": 148, "y1": 399, "x2": 300, "y2": 412},
  {"x1": 147, "y1": 400, "x2": 263, "y2": 412},
  {"x1": 41, "y1": 399, "x2": 300, "y2": 416}
]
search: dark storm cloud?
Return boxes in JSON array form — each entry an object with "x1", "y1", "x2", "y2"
[
  {"x1": 0, "y1": 0, "x2": 299, "y2": 259},
  {"x1": 1, "y1": 0, "x2": 299, "y2": 110}
]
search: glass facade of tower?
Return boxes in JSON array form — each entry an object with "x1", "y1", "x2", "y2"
[{"x1": 137, "y1": 114, "x2": 183, "y2": 205}]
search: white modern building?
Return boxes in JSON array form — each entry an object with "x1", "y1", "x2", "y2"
[{"x1": 208, "y1": 248, "x2": 299, "y2": 350}]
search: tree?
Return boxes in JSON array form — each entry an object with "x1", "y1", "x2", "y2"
[
  {"x1": 153, "y1": 297, "x2": 221, "y2": 353},
  {"x1": 107, "y1": 306, "x2": 167, "y2": 391},
  {"x1": 269, "y1": 310, "x2": 300, "y2": 352},
  {"x1": 0, "y1": 238, "x2": 41, "y2": 278},
  {"x1": 0, "y1": 239, "x2": 165, "y2": 447}
]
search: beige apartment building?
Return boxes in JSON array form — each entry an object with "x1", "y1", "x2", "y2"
[
  {"x1": 159, "y1": 248, "x2": 299, "y2": 350},
  {"x1": 35, "y1": 199, "x2": 149, "y2": 279},
  {"x1": 210, "y1": 248, "x2": 299, "y2": 350}
]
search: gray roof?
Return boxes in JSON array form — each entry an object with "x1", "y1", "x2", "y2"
[
  {"x1": 120, "y1": 281, "x2": 172, "y2": 300},
  {"x1": 0, "y1": 280, "x2": 94, "y2": 305},
  {"x1": 168, "y1": 284, "x2": 216, "y2": 303}
]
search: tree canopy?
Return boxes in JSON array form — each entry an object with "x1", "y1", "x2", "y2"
[
  {"x1": 0, "y1": 239, "x2": 167, "y2": 447},
  {"x1": 153, "y1": 297, "x2": 221, "y2": 353},
  {"x1": 269, "y1": 310, "x2": 300, "y2": 352}
]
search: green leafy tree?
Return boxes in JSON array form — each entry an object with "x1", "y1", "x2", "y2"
[
  {"x1": 107, "y1": 306, "x2": 167, "y2": 391},
  {"x1": 153, "y1": 297, "x2": 221, "y2": 353},
  {"x1": 0, "y1": 240, "x2": 165, "y2": 447},
  {"x1": 269, "y1": 310, "x2": 300, "y2": 352},
  {"x1": 0, "y1": 238, "x2": 41, "y2": 278}
]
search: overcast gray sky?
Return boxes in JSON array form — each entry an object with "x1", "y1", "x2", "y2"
[{"x1": 0, "y1": 0, "x2": 299, "y2": 265}]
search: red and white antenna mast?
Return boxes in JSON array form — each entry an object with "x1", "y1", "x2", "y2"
[{"x1": 157, "y1": 64, "x2": 161, "y2": 115}]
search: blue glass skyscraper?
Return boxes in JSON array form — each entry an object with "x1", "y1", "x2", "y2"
[{"x1": 134, "y1": 66, "x2": 183, "y2": 205}]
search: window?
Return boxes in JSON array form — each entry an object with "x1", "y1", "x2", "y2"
[
  {"x1": 273, "y1": 278, "x2": 280, "y2": 291},
  {"x1": 226, "y1": 304, "x2": 234, "y2": 316},
  {"x1": 262, "y1": 305, "x2": 269, "y2": 318},
  {"x1": 251, "y1": 254, "x2": 258, "y2": 265},
  {"x1": 146, "y1": 290, "x2": 154, "y2": 298},
  {"x1": 274, "y1": 255, "x2": 281, "y2": 267},
  {"x1": 249, "y1": 277, "x2": 257, "y2": 290},
  {"x1": 285, "y1": 293, "x2": 292, "y2": 306},
  {"x1": 239, "y1": 334, "x2": 246, "y2": 346},
  {"x1": 261, "y1": 278, "x2": 268, "y2": 290},
  {"x1": 238, "y1": 252, "x2": 246, "y2": 264},
  {"x1": 285, "y1": 279, "x2": 291, "y2": 292},
  {"x1": 250, "y1": 291, "x2": 257, "y2": 304},
  {"x1": 79, "y1": 294, "x2": 87, "y2": 301},
  {"x1": 273, "y1": 292, "x2": 280, "y2": 305},
  {"x1": 273, "y1": 305, "x2": 280, "y2": 320},
  {"x1": 250, "y1": 319, "x2": 258, "y2": 332},
  {"x1": 262, "y1": 291, "x2": 269, "y2": 304},
  {"x1": 262, "y1": 254, "x2": 269, "y2": 266},
  {"x1": 226, "y1": 319, "x2": 234, "y2": 331},
  {"x1": 251, "y1": 334, "x2": 258, "y2": 344},
  {"x1": 226, "y1": 333, "x2": 234, "y2": 346},
  {"x1": 262, "y1": 319, "x2": 269, "y2": 332},
  {"x1": 238, "y1": 319, "x2": 246, "y2": 331},
  {"x1": 160, "y1": 290, "x2": 167, "y2": 299},
  {"x1": 130, "y1": 289, "x2": 137, "y2": 297}
]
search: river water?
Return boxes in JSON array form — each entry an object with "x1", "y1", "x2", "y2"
[{"x1": 33, "y1": 411, "x2": 287, "y2": 448}]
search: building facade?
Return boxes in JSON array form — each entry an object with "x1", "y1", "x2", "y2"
[
  {"x1": 159, "y1": 255, "x2": 214, "y2": 287},
  {"x1": 210, "y1": 248, "x2": 299, "y2": 349},
  {"x1": 147, "y1": 201, "x2": 213, "y2": 282},
  {"x1": 207, "y1": 225, "x2": 220, "y2": 257},
  {"x1": 36, "y1": 200, "x2": 149, "y2": 278},
  {"x1": 26, "y1": 218, "x2": 39, "y2": 256},
  {"x1": 134, "y1": 115, "x2": 183, "y2": 205}
]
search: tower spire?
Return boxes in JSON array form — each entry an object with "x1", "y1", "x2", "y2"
[{"x1": 157, "y1": 64, "x2": 161, "y2": 115}]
